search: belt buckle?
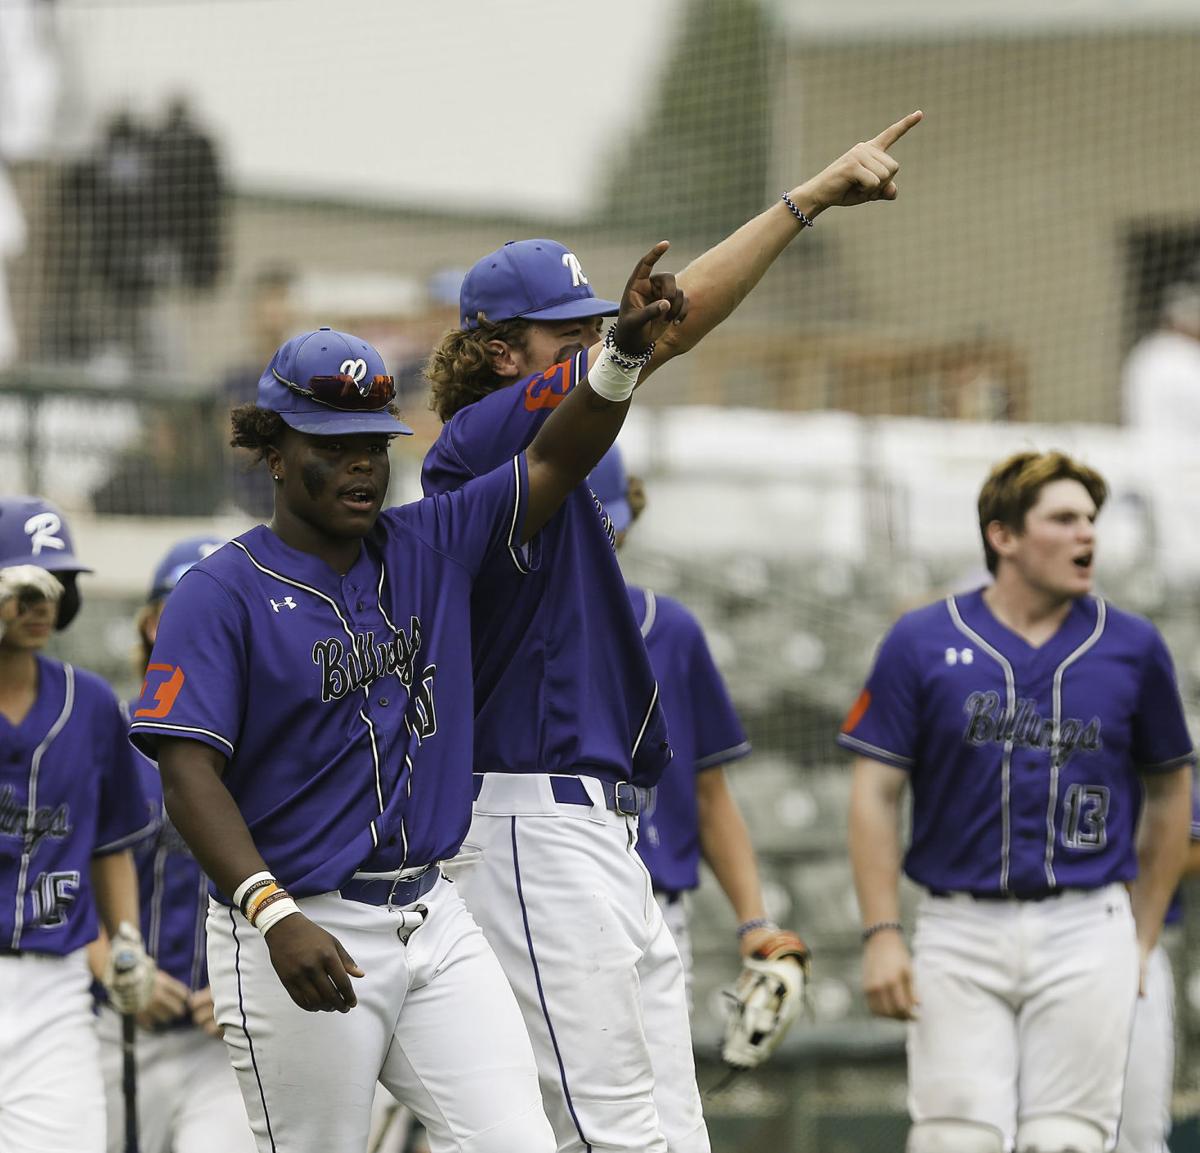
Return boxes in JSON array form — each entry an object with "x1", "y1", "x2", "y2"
[{"x1": 613, "y1": 781, "x2": 639, "y2": 816}]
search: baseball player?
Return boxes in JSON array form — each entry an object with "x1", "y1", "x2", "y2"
[
  {"x1": 421, "y1": 112, "x2": 921, "y2": 1153},
  {"x1": 1116, "y1": 774, "x2": 1200, "y2": 1153},
  {"x1": 588, "y1": 448, "x2": 794, "y2": 981},
  {"x1": 841, "y1": 450, "x2": 1194, "y2": 1153},
  {"x1": 0, "y1": 497, "x2": 156, "y2": 1153},
  {"x1": 128, "y1": 243, "x2": 684, "y2": 1153},
  {"x1": 94, "y1": 534, "x2": 256, "y2": 1153}
]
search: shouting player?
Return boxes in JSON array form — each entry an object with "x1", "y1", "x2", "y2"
[
  {"x1": 94, "y1": 535, "x2": 256, "y2": 1153},
  {"x1": 841, "y1": 450, "x2": 1194, "y2": 1153},
  {"x1": 0, "y1": 498, "x2": 155, "y2": 1153},
  {"x1": 128, "y1": 242, "x2": 685, "y2": 1153},
  {"x1": 422, "y1": 112, "x2": 920, "y2": 1152}
]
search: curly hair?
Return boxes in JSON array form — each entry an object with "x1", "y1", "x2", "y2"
[
  {"x1": 426, "y1": 316, "x2": 531, "y2": 423},
  {"x1": 229, "y1": 402, "x2": 406, "y2": 461},
  {"x1": 229, "y1": 404, "x2": 286, "y2": 462}
]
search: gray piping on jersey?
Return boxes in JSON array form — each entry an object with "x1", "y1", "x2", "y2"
[
  {"x1": 1045, "y1": 598, "x2": 1107, "y2": 887},
  {"x1": 230, "y1": 540, "x2": 386, "y2": 830},
  {"x1": 12, "y1": 663, "x2": 75, "y2": 948},
  {"x1": 695, "y1": 740, "x2": 754, "y2": 772},
  {"x1": 630, "y1": 682, "x2": 659, "y2": 761},
  {"x1": 129, "y1": 720, "x2": 234, "y2": 757},
  {"x1": 640, "y1": 589, "x2": 657, "y2": 639},
  {"x1": 374, "y1": 561, "x2": 409, "y2": 859},
  {"x1": 837, "y1": 732, "x2": 915, "y2": 768},
  {"x1": 506, "y1": 455, "x2": 532, "y2": 575},
  {"x1": 190, "y1": 871, "x2": 207, "y2": 990},
  {"x1": 148, "y1": 839, "x2": 168, "y2": 961},
  {"x1": 357, "y1": 708, "x2": 382, "y2": 850},
  {"x1": 946, "y1": 596, "x2": 1018, "y2": 894},
  {"x1": 1138, "y1": 751, "x2": 1196, "y2": 772}
]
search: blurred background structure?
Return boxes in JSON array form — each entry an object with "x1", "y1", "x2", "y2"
[{"x1": 5, "y1": 1, "x2": 1200, "y2": 1148}]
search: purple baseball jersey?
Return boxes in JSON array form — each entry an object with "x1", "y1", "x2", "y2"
[
  {"x1": 421, "y1": 354, "x2": 671, "y2": 786},
  {"x1": 1, "y1": 657, "x2": 151, "y2": 954},
  {"x1": 838, "y1": 590, "x2": 1194, "y2": 895},
  {"x1": 130, "y1": 457, "x2": 531, "y2": 899},
  {"x1": 130, "y1": 749, "x2": 209, "y2": 993},
  {"x1": 1163, "y1": 766, "x2": 1200, "y2": 925},
  {"x1": 628, "y1": 587, "x2": 750, "y2": 893}
]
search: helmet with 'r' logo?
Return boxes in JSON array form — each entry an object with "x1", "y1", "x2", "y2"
[{"x1": 0, "y1": 497, "x2": 92, "y2": 630}]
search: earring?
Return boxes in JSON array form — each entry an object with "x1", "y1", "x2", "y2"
[{"x1": 272, "y1": 474, "x2": 281, "y2": 482}]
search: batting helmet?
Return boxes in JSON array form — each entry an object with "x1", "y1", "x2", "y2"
[
  {"x1": 148, "y1": 535, "x2": 226, "y2": 602},
  {"x1": 0, "y1": 497, "x2": 92, "y2": 630}
]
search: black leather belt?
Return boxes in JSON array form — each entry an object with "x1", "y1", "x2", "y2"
[
  {"x1": 929, "y1": 887, "x2": 1067, "y2": 903},
  {"x1": 472, "y1": 773, "x2": 652, "y2": 816},
  {"x1": 340, "y1": 866, "x2": 440, "y2": 908}
]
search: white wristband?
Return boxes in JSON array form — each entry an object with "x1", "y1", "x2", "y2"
[
  {"x1": 233, "y1": 871, "x2": 275, "y2": 911},
  {"x1": 586, "y1": 345, "x2": 639, "y2": 403},
  {"x1": 255, "y1": 897, "x2": 301, "y2": 936}
]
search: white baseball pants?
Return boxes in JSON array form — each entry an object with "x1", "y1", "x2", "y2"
[
  {"x1": 0, "y1": 950, "x2": 105, "y2": 1153},
  {"x1": 97, "y1": 1006, "x2": 256, "y2": 1153},
  {"x1": 654, "y1": 892, "x2": 694, "y2": 1011},
  {"x1": 461, "y1": 773, "x2": 709, "y2": 1153},
  {"x1": 206, "y1": 875, "x2": 555, "y2": 1153},
  {"x1": 1116, "y1": 940, "x2": 1175, "y2": 1153},
  {"x1": 908, "y1": 884, "x2": 1139, "y2": 1150}
]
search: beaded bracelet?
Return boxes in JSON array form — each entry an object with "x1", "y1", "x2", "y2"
[
  {"x1": 603, "y1": 324, "x2": 655, "y2": 373},
  {"x1": 736, "y1": 917, "x2": 779, "y2": 940},
  {"x1": 861, "y1": 920, "x2": 904, "y2": 943},
  {"x1": 781, "y1": 191, "x2": 815, "y2": 229}
]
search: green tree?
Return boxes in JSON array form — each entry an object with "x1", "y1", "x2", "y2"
[{"x1": 601, "y1": 0, "x2": 775, "y2": 242}]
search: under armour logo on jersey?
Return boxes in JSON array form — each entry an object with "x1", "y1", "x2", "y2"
[
  {"x1": 944, "y1": 647, "x2": 974, "y2": 666},
  {"x1": 271, "y1": 597, "x2": 297, "y2": 613},
  {"x1": 340, "y1": 358, "x2": 369, "y2": 392},
  {"x1": 23, "y1": 512, "x2": 65, "y2": 556},
  {"x1": 562, "y1": 252, "x2": 589, "y2": 287}
]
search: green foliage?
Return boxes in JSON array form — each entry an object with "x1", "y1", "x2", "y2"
[{"x1": 600, "y1": 0, "x2": 775, "y2": 241}]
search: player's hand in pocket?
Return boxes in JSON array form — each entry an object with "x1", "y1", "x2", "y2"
[
  {"x1": 264, "y1": 913, "x2": 365, "y2": 1013},
  {"x1": 135, "y1": 967, "x2": 192, "y2": 1028},
  {"x1": 188, "y1": 985, "x2": 222, "y2": 1037},
  {"x1": 862, "y1": 930, "x2": 919, "y2": 1020}
]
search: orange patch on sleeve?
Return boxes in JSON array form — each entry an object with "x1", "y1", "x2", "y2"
[
  {"x1": 841, "y1": 688, "x2": 871, "y2": 733},
  {"x1": 523, "y1": 359, "x2": 573, "y2": 412},
  {"x1": 135, "y1": 664, "x2": 186, "y2": 719}
]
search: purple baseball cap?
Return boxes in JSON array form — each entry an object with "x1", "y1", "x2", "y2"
[
  {"x1": 459, "y1": 239, "x2": 620, "y2": 330},
  {"x1": 588, "y1": 446, "x2": 632, "y2": 534},
  {"x1": 149, "y1": 535, "x2": 226, "y2": 602},
  {"x1": 0, "y1": 497, "x2": 92, "y2": 574},
  {"x1": 257, "y1": 328, "x2": 413, "y2": 436}
]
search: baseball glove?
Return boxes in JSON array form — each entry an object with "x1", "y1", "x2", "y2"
[{"x1": 721, "y1": 930, "x2": 810, "y2": 1070}]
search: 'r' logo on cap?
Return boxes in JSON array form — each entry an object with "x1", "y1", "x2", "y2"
[
  {"x1": 24, "y1": 513, "x2": 64, "y2": 556},
  {"x1": 562, "y1": 252, "x2": 589, "y2": 288},
  {"x1": 340, "y1": 358, "x2": 368, "y2": 387}
]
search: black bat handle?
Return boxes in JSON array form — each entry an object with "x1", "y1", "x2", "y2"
[{"x1": 121, "y1": 1012, "x2": 139, "y2": 1153}]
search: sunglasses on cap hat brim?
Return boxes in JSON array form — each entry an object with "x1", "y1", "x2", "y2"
[{"x1": 272, "y1": 369, "x2": 397, "y2": 412}]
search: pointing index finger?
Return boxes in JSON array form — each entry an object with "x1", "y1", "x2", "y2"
[
  {"x1": 630, "y1": 241, "x2": 671, "y2": 282},
  {"x1": 871, "y1": 109, "x2": 923, "y2": 151}
]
